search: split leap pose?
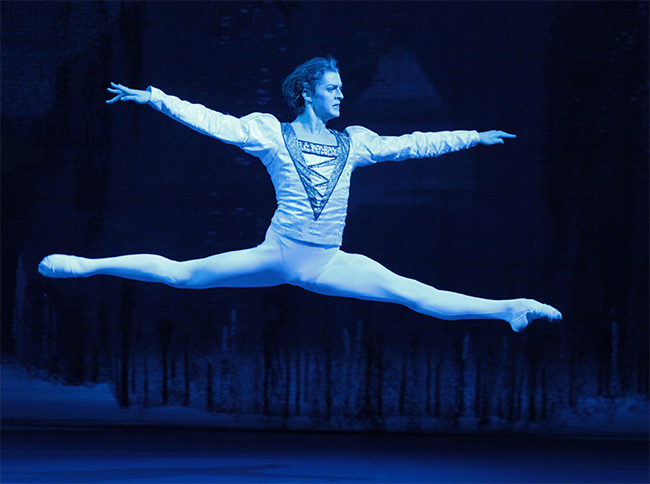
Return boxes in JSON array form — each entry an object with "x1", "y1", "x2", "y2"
[{"x1": 39, "y1": 56, "x2": 561, "y2": 332}]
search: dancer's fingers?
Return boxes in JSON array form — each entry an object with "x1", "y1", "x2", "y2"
[
  {"x1": 107, "y1": 83, "x2": 127, "y2": 103},
  {"x1": 498, "y1": 131, "x2": 516, "y2": 138},
  {"x1": 109, "y1": 82, "x2": 134, "y2": 94},
  {"x1": 478, "y1": 130, "x2": 516, "y2": 145}
]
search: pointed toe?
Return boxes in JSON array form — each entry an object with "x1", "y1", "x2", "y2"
[
  {"x1": 507, "y1": 299, "x2": 562, "y2": 332},
  {"x1": 38, "y1": 254, "x2": 82, "y2": 278}
]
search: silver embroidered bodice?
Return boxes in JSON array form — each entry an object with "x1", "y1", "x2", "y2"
[
  {"x1": 281, "y1": 123, "x2": 350, "y2": 221},
  {"x1": 147, "y1": 86, "x2": 480, "y2": 247}
]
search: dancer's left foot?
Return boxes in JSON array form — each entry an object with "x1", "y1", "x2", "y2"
[
  {"x1": 38, "y1": 255, "x2": 86, "y2": 278},
  {"x1": 508, "y1": 299, "x2": 562, "y2": 332}
]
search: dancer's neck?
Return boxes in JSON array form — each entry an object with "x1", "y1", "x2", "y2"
[{"x1": 292, "y1": 113, "x2": 334, "y2": 145}]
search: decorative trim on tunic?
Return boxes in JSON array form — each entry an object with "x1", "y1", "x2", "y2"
[{"x1": 281, "y1": 123, "x2": 350, "y2": 221}]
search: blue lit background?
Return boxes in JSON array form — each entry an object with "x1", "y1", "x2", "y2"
[{"x1": 1, "y1": 2, "x2": 648, "y2": 482}]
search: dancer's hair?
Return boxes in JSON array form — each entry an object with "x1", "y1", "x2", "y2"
[{"x1": 282, "y1": 56, "x2": 339, "y2": 114}]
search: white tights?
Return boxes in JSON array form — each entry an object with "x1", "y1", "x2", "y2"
[{"x1": 39, "y1": 228, "x2": 562, "y2": 331}]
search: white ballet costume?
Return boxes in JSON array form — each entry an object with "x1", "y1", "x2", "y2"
[{"x1": 39, "y1": 87, "x2": 561, "y2": 332}]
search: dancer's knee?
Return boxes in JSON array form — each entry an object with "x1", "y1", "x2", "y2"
[
  {"x1": 160, "y1": 259, "x2": 193, "y2": 288},
  {"x1": 388, "y1": 277, "x2": 439, "y2": 310}
]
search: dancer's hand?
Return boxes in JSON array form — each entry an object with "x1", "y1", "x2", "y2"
[
  {"x1": 478, "y1": 130, "x2": 516, "y2": 145},
  {"x1": 106, "y1": 82, "x2": 151, "y2": 104}
]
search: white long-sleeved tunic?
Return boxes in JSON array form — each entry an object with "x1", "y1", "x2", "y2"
[{"x1": 147, "y1": 87, "x2": 479, "y2": 247}]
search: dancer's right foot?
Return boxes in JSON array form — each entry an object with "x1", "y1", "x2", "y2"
[
  {"x1": 507, "y1": 299, "x2": 562, "y2": 332},
  {"x1": 38, "y1": 255, "x2": 85, "y2": 278}
]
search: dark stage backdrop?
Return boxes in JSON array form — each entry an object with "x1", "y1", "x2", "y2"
[{"x1": 2, "y1": 1, "x2": 648, "y2": 434}]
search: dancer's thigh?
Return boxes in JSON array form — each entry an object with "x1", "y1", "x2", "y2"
[
  {"x1": 301, "y1": 250, "x2": 428, "y2": 304},
  {"x1": 175, "y1": 243, "x2": 285, "y2": 289}
]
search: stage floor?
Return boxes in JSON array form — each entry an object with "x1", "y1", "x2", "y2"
[{"x1": 1, "y1": 427, "x2": 647, "y2": 483}]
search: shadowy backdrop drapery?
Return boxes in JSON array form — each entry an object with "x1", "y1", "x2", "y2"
[{"x1": 1, "y1": 1, "x2": 647, "y2": 434}]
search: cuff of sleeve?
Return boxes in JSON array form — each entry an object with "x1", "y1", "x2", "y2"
[
  {"x1": 146, "y1": 86, "x2": 163, "y2": 110},
  {"x1": 470, "y1": 130, "x2": 480, "y2": 147}
]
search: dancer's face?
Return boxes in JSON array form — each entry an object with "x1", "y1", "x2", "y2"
[{"x1": 305, "y1": 70, "x2": 343, "y2": 122}]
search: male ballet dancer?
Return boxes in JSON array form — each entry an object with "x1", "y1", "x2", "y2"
[{"x1": 39, "y1": 56, "x2": 562, "y2": 332}]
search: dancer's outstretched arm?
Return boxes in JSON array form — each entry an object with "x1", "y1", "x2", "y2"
[
  {"x1": 347, "y1": 126, "x2": 516, "y2": 168},
  {"x1": 106, "y1": 82, "x2": 278, "y2": 160}
]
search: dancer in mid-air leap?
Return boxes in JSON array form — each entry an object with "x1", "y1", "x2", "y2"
[{"x1": 39, "y1": 56, "x2": 561, "y2": 332}]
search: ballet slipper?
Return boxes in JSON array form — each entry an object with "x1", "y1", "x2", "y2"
[
  {"x1": 508, "y1": 299, "x2": 562, "y2": 332},
  {"x1": 38, "y1": 254, "x2": 85, "y2": 278}
]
